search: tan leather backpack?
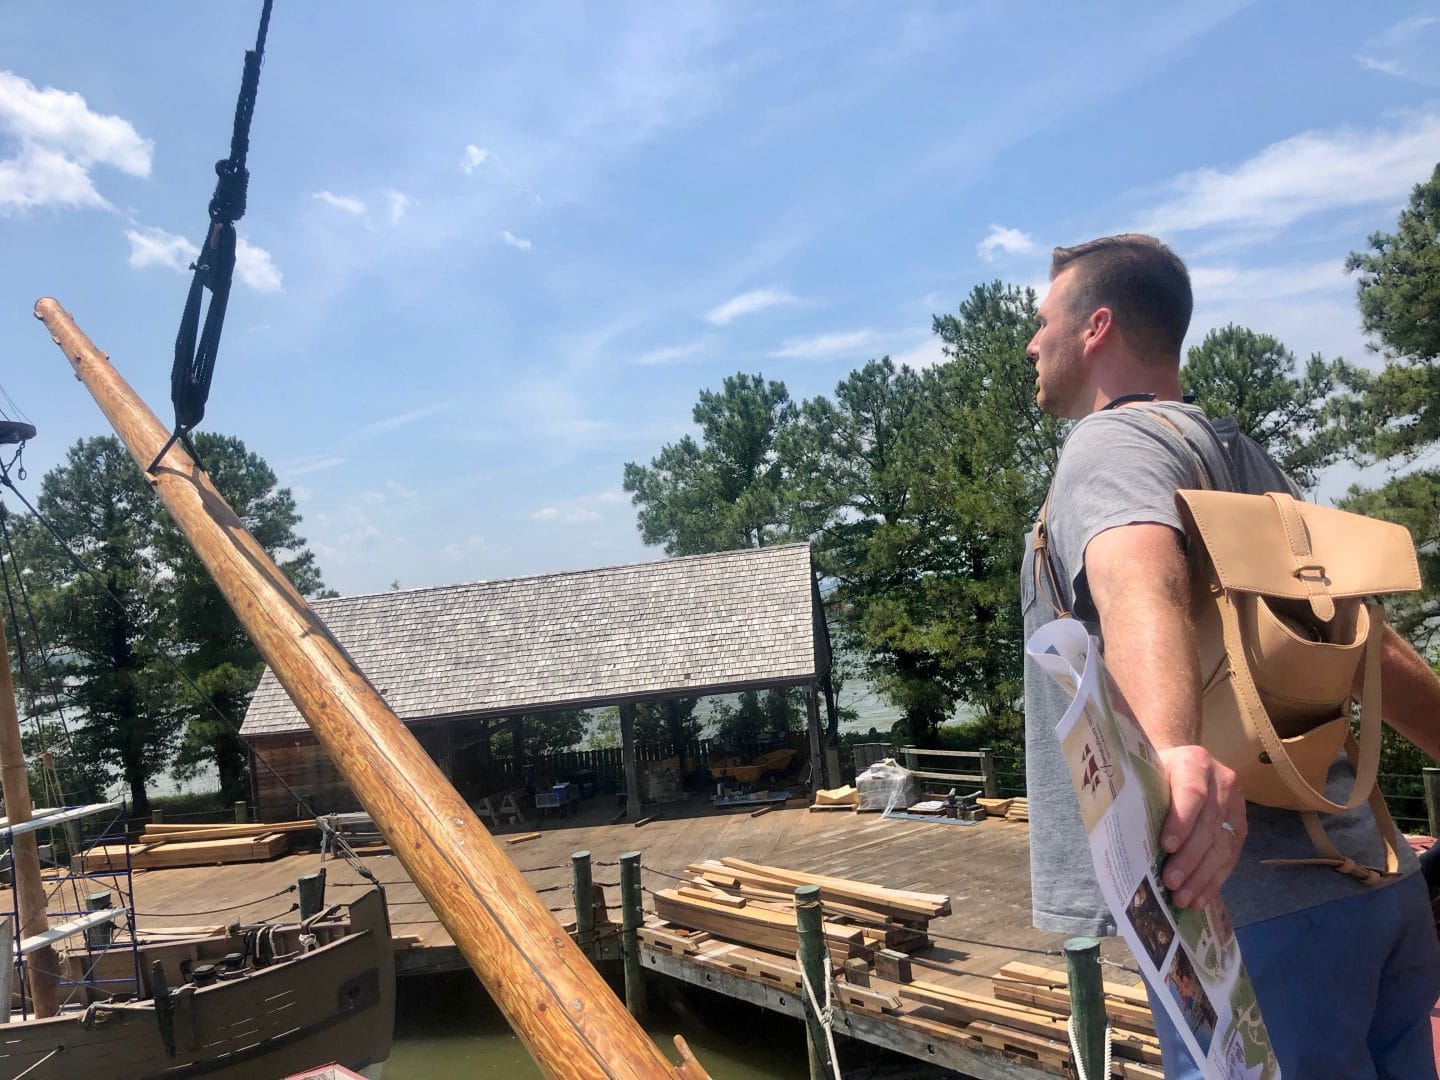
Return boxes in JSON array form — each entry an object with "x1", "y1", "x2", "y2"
[{"x1": 1176, "y1": 489, "x2": 1420, "y2": 883}]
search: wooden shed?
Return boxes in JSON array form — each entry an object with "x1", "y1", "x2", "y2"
[{"x1": 239, "y1": 543, "x2": 832, "y2": 821}]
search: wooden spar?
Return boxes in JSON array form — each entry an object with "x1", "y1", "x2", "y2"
[
  {"x1": 0, "y1": 610, "x2": 62, "y2": 1018},
  {"x1": 35, "y1": 298, "x2": 705, "y2": 1080}
]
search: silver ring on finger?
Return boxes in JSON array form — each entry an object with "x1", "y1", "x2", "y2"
[{"x1": 1219, "y1": 821, "x2": 1237, "y2": 838}]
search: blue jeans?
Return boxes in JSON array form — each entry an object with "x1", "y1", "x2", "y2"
[{"x1": 1144, "y1": 873, "x2": 1440, "y2": 1079}]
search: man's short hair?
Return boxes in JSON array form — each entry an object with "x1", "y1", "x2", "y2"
[{"x1": 1050, "y1": 234, "x2": 1192, "y2": 361}]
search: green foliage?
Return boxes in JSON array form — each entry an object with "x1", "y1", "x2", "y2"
[
  {"x1": 154, "y1": 432, "x2": 327, "y2": 803},
  {"x1": 491, "y1": 711, "x2": 588, "y2": 758},
  {"x1": 20, "y1": 437, "x2": 178, "y2": 815},
  {"x1": 795, "y1": 283, "x2": 1059, "y2": 744},
  {"x1": 1347, "y1": 162, "x2": 1440, "y2": 369},
  {"x1": 1334, "y1": 164, "x2": 1440, "y2": 651},
  {"x1": 711, "y1": 689, "x2": 801, "y2": 747},
  {"x1": 623, "y1": 373, "x2": 797, "y2": 554},
  {"x1": 1181, "y1": 324, "x2": 1348, "y2": 490}
]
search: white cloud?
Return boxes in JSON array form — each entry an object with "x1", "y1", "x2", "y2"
[
  {"x1": 532, "y1": 506, "x2": 602, "y2": 524},
  {"x1": 284, "y1": 455, "x2": 348, "y2": 478},
  {"x1": 460, "y1": 144, "x2": 492, "y2": 173},
  {"x1": 125, "y1": 225, "x2": 197, "y2": 272},
  {"x1": 705, "y1": 287, "x2": 796, "y2": 326},
  {"x1": 312, "y1": 190, "x2": 366, "y2": 216},
  {"x1": 592, "y1": 489, "x2": 627, "y2": 504},
  {"x1": 235, "y1": 237, "x2": 283, "y2": 292},
  {"x1": 889, "y1": 335, "x2": 948, "y2": 370},
  {"x1": 352, "y1": 403, "x2": 450, "y2": 442},
  {"x1": 769, "y1": 329, "x2": 876, "y2": 360},
  {"x1": 383, "y1": 189, "x2": 413, "y2": 225},
  {"x1": 442, "y1": 534, "x2": 491, "y2": 561},
  {"x1": 1189, "y1": 260, "x2": 1346, "y2": 305},
  {"x1": 634, "y1": 341, "x2": 705, "y2": 365},
  {"x1": 977, "y1": 224, "x2": 1036, "y2": 261},
  {"x1": 500, "y1": 229, "x2": 532, "y2": 250},
  {"x1": 1138, "y1": 110, "x2": 1440, "y2": 235},
  {"x1": 0, "y1": 70, "x2": 151, "y2": 212},
  {"x1": 124, "y1": 225, "x2": 281, "y2": 292},
  {"x1": 1356, "y1": 16, "x2": 1440, "y2": 85}
]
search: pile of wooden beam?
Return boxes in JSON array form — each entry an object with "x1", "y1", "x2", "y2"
[
  {"x1": 976, "y1": 796, "x2": 1028, "y2": 822},
  {"x1": 72, "y1": 819, "x2": 318, "y2": 873},
  {"x1": 650, "y1": 856, "x2": 948, "y2": 966}
]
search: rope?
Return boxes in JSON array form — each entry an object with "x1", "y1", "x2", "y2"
[
  {"x1": 13, "y1": 1046, "x2": 62, "y2": 1080},
  {"x1": 795, "y1": 947, "x2": 843, "y2": 1080},
  {"x1": 1066, "y1": 1014, "x2": 1113, "y2": 1080}
]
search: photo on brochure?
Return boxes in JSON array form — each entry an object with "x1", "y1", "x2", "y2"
[
  {"x1": 1165, "y1": 939, "x2": 1219, "y2": 1055},
  {"x1": 1125, "y1": 874, "x2": 1178, "y2": 970}
]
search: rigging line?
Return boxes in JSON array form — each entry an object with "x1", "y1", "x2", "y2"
[
  {"x1": 0, "y1": 501, "x2": 82, "y2": 757},
  {"x1": 0, "y1": 384, "x2": 30, "y2": 426},
  {"x1": 0, "y1": 516, "x2": 75, "y2": 814},
  {"x1": 131, "y1": 883, "x2": 295, "y2": 918},
  {"x1": 0, "y1": 465, "x2": 331, "y2": 830},
  {"x1": 0, "y1": 537, "x2": 57, "y2": 806}
]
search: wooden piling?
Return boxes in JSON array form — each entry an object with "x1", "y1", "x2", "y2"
[
  {"x1": 0, "y1": 916, "x2": 12, "y2": 1023},
  {"x1": 298, "y1": 870, "x2": 327, "y2": 920},
  {"x1": 1064, "y1": 936, "x2": 1105, "y2": 1080},
  {"x1": 0, "y1": 612, "x2": 60, "y2": 1017},
  {"x1": 795, "y1": 884, "x2": 832, "y2": 1080},
  {"x1": 234, "y1": 800, "x2": 248, "y2": 823},
  {"x1": 84, "y1": 891, "x2": 115, "y2": 948},
  {"x1": 572, "y1": 850, "x2": 595, "y2": 959},
  {"x1": 36, "y1": 297, "x2": 704, "y2": 1080},
  {"x1": 620, "y1": 850, "x2": 647, "y2": 1019}
]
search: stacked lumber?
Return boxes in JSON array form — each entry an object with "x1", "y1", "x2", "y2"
[
  {"x1": 652, "y1": 856, "x2": 949, "y2": 965},
  {"x1": 70, "y1": 819, "x2": 315, "y2": 873},
  {"x1": 991, "y1": 961, "x2": 1155, "y2": 1036},
  {"x1": 1005, "y1": 797, "x2": 1029, "y2": 822},
  {"x1": 899, "y1": 976, "x2": 1164, "y2": 1077}
]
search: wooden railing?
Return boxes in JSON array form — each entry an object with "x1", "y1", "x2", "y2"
[{"x1": 897, "y1": 746, "x2": 997, "y2": 798}]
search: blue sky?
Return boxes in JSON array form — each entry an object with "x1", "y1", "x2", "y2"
[{"x1": 2, "y1": 2, "x2": 1438, "y2": 597}]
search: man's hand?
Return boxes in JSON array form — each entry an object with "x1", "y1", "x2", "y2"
[{"x1": 1157, "y1": 744, "x2": 1246, "y2": 909}]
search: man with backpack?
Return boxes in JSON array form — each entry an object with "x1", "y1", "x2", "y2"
[{"x1": 1021, "y1": 233, "x2": 1440, "y2": 1077}]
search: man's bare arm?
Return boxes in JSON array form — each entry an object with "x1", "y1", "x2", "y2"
[
  {"x1": 1373, "y1": 624, "x2": 1440, "y2": 760},
  {"x1": 1085, "y1": 523, "x2": 1245, "y2": 910}
]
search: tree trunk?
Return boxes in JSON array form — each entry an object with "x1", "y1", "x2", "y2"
[{"x1": 129, "y1": 775, "x2": 150, "y2": 818}]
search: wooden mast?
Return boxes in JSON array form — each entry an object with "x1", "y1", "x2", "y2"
[
  {"x1": 35, "y1": 298, "x2": 703, "y2": 1079},
  {"x1": 0, "y1": 611, "x2": 62, "y2": 1018}
]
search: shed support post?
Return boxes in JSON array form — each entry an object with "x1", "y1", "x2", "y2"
[
  {"x1": 805, "y1": 685, "x2": 825, "y2": 792},
  {"x1": 572, "y1": 850, "x2": 595, "y2": 960},
  {"x1": 0, "y1": 916, "x2": 10, "y2": 1023},
  {"x1": 620, "y1": 702, "x2": 642, "y2": 822},
  {"x1": 619, "y1": 851, "x2": 646, "y2": 1019},
  {"x1": 795, "y1": 884, "x2": 832, "y2": 1079},
  {"x1": 978, "y1": 748, "x2": 997, "y2": 798}
]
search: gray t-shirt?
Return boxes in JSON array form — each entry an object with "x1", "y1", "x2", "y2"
[{"x1": 1021, "y1": 401, "x2": 1416, "y2": 936}]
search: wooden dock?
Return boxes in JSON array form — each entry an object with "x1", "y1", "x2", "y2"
[{"x1": 46, "y1": 795, "x2": 1148, "y2": 1078}]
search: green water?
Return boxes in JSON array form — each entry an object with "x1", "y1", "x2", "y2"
[
  {"x1": 385, "y1": 972, "x2": 809, "y2": 1079},
  {"x1": 384, "y1": 972, "x2": 923, "y2": 1079}
]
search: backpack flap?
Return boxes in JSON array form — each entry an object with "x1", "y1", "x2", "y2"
[{"x1": 1176, "y1": 490, "x2": 1421, "y2": 611}]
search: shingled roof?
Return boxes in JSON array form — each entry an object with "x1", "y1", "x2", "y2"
[{"x1": 240, "y1": 543, "x2": 822, "y2": 737}]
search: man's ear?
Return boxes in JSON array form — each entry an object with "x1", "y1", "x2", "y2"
[{"x1": 1083, "y1": 307, "x2": 1115, "y2": 355}]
